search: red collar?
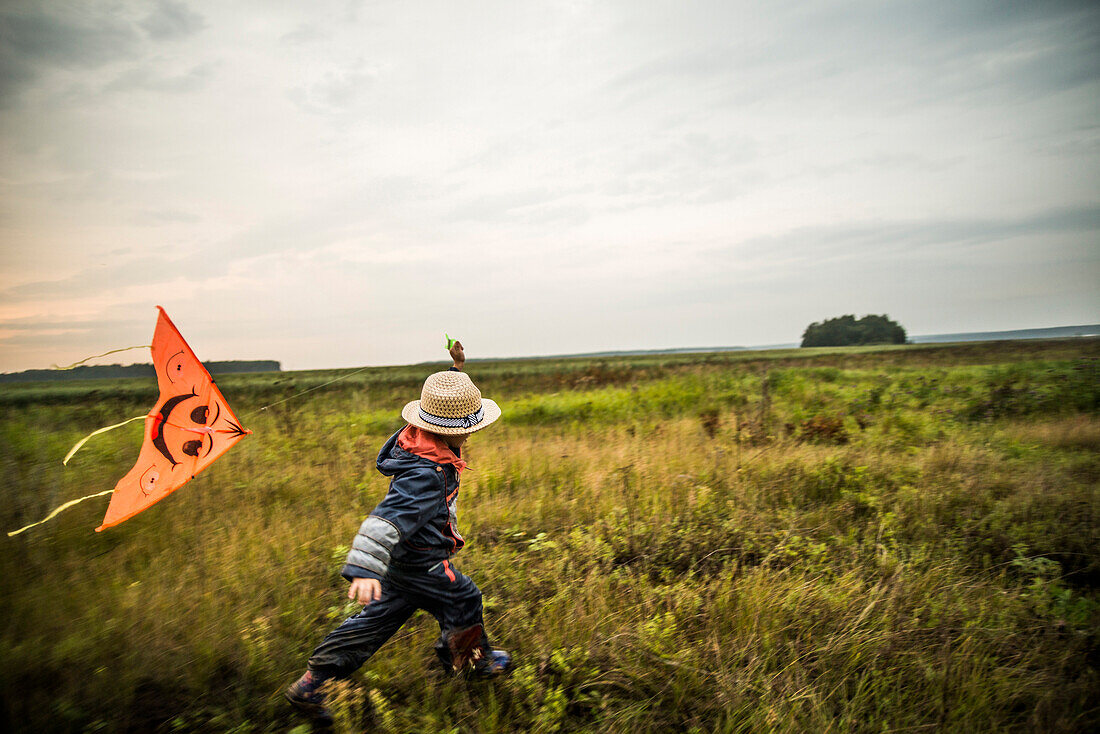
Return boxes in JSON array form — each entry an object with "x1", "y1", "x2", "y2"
[{"x1": 397, "y1": 426, "x2": 468, "y2": 473}]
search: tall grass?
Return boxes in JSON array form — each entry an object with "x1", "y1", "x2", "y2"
[{"x1": 1, "y1": 339, "x2": 1098, "y2": 732}]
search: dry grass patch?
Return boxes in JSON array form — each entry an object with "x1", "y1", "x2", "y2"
[{"x1": 1006, "y1": 415, "x2": 1100, "y2": 452}]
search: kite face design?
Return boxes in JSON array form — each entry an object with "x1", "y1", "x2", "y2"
[
  {"x1": 149, "y1": 389, "x2": 245, "y2": 466},
  {"x1": 152, "y1": 391, "x2": 202, "y2": 465},
  {"x1": 97, "y1": 307, "x2": 250, "y2": 530}
]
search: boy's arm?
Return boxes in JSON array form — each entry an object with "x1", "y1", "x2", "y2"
[
  {"x1": 341, "y1": 466, "x2": 445, "y2": 582},
  {"x1": 449, "y1": 340, "x2": 464, "y2": 371}
]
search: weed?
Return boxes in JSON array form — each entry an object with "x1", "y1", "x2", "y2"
[
  {"x1": 697, "y1": 408, "x2": 720, "y2": 438},
  {"x1": 799, "y1": 413, "x2": 849, "y2": 444}
]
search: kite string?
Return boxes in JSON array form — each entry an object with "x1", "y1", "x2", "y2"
[
  {"x1": 52, "y1": 345, "x2": 151, "y2": 371},
  {"x1": 242, "y1": 364, "x2": 375, "y2": 417}
]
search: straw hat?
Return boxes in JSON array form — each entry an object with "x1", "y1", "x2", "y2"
[{"x1": 401, "y1": 371, "x2": 502, "y2": 435}]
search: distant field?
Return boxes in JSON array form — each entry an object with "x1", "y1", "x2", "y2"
[{"x1": 2, "y1": 339, "x2": 1098, "y2": 732}]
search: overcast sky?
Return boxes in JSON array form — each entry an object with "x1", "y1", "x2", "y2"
[{"x1": 1, "y1": 0, "x2": 1097, "y2": 372}]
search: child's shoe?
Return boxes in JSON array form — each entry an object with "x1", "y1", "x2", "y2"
[
  {"x1": 472, "y1": 648, "x2": 512, "y2": 678},
  {"x1": 284, "y1": 670, "x2": 334, "y2": 726}
]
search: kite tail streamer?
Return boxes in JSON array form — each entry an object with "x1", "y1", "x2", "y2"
[
  {"x1": 63, "y1": 415, "x2": 148, "y2": 465},
  {"x1": 10, "y1": 413, "x2": 147, "y2": 535},
  {"x1": 7, "y1": 489, "x2": 115, "y2": 537},
  {"x1": 52, "y1": 345, "x2": 151, "y2": 370}
]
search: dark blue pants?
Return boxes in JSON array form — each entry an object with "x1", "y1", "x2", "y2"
[{"x1": 307, "y1": 560, "x2": 487, "y2": 679}]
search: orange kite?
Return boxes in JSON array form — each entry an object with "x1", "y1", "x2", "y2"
[{"x1": 97, "y1": 307, "x2": 251, "y2": 531}]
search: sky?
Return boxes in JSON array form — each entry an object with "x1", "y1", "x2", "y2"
[{"x1": 1, "y1": 0, "x2": 1098, "y2": 372}]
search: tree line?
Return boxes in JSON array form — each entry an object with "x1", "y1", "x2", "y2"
[
  {"x1": 801, "y1": 314, "x2": 907, "y2": 347},
  {"x1": 0, "y1": 360, "x2": 281, "y2": 384}
]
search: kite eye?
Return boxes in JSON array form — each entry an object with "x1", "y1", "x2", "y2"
[
  {"x1": 165, "y1": 351, "x2": 187, "y2": 383},
  {"x1": 182, "y1": 440, "x2": 203, "y2": 457},
  {"x1": 139, "y1": 466, "x2": 160, "y2": 495},
  {"x1": 190, "y1": 406, "x2": 209, "y2": 424}
]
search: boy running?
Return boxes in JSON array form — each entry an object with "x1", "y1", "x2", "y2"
[{"x1": 285, "y1": 341, "x2": 509, "y2": 724}]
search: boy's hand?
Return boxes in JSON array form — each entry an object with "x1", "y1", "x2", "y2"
[
  {"x1": 449, "y1": 340, "x2": 465, "y2": 371},
  {"x1": 348, "y1": 577, "x2": 381, "y2": 605}
]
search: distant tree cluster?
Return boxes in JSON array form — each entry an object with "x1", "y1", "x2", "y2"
[
  {"x1": 801, "y1": 314, "x2": 907, "y2": 347},
  {"x1": 0, "y1": 360, "x2": 281, "y2": 384}
]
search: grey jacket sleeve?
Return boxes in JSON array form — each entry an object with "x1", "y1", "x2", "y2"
[{"x1": 342, "y1": 515, "x2": 401, "y2": 581}]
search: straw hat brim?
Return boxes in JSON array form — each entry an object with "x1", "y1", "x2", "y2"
[{"x1": 401, "y1": 398, "x2": 502, "y2": 436}]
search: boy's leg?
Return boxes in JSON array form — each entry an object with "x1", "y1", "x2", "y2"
[
  {"x1": 305, "y1": 580, "x2": 416, "y2": 681},
  {"x1": 389, "y1": 562, "x2": 499, "y2": 672},
  {"x1": 287, "y1": 579, "x2": 414, "y2": 722}
]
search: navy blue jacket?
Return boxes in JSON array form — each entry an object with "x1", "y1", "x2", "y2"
[{"x1": 341, "y1": 428, "x2": 465, "y2": 581}]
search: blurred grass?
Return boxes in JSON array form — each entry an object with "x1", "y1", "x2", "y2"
[{"x1": 1, "y1": 338, "x2": 1098, "y2": 732}]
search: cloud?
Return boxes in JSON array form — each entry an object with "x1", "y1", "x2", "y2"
[
  {"x1": 135, "y1": 208, "x2": 202, "y2": 225},
  {"x1": 279, "y1": 24, "x2": 329, "y2": 45},
  {"x1": 0, "y1": 279, "x2": 108, "y2": 310},
  {"x1": 139, "y1": 0, "x2": 206, "y2": 41},
  {"x1": 103, "y1": 62, "x2": 215, "y2": 94},
  {"x1": 604, "y1": 0, "x2": 1100, "y2": 114},
  {"x1": 0, "y1": 313, "x2": 139, "y2": 335},
  {"x1": 287, "y1": 61, "x2": 380, "y2": 115},
  {"x1": 821, "y1": 0, "x2": 1100, "y2": 101},
  {"x1": 443, "y1": 187, "x2": 558, "y2": 223},
  {"x1": 0, "y1": 3, "x2": 142, "y2": 103},
  {"x1": 712, "y1": 203, "x2": 1100, "y2": 268},
  {"x1": 0, "y1": 254, "x2": 203, "y2": 309},
  {"x1": 438, "y1": 127, "x2": 762, "y2": 229}
]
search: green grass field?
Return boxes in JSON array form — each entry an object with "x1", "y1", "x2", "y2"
[{"x1": 2, "y1": 339, "x2": 1098, "y2": 732}]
